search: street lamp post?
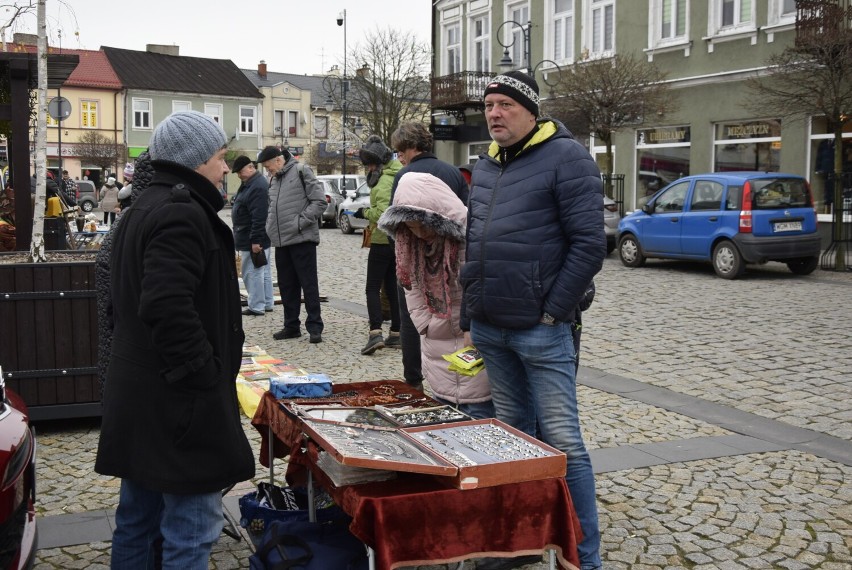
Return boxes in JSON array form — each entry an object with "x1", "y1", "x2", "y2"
[
  {"x1": 496, "y1": 19, "x2": 563, "y2": 87},
  {"x1": 338, "y1": 9, "x2": 348, "y2": 194}
]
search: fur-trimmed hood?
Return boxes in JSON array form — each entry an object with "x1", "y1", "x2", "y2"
[{"x1": 378, "y1": 172, "x2": 466, "y2": 241}]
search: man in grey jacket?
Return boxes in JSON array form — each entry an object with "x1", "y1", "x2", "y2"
[{"x1": 258, "y1": 146, "x2": 326, "y2": 343}]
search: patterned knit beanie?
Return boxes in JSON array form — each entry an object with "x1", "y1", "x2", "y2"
[
  {"x1": 149, "y1": 111, "x2": 227, "y2": 169},
  {"x1": 483, "y1": 70, "x2": 540, "y2": 117}
]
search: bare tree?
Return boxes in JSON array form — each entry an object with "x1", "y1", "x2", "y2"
[
  {"x1": 745, "y1": 3, "x2": 852, "y2": 270},
  {"x1": 544, "y1": 52, "x2": 677, "y2": 197},
  {"x1": 28, "y1": 0, "x2": 46, "y2": 261},
  {"x1": 335, "y1": 27, "x2": 431, "y2": 144},
  {"x1": 76, "y1": 130, "x2": 126, "y2": 174}
]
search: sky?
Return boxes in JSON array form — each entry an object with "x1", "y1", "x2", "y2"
[{"x1": 6, "y1": 0, "x2": 433, "y2": 76}]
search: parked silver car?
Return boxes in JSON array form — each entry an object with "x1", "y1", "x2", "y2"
[
  {"x1": 336, "y1": 181, "x2": 371, "y2": 234},
  {"x1": 75, "y1": 180, "x2": 98, "y2": 212},
  {"x1": 603, "y1": 195, "x2": 620, "y2": 255},
  {"x1": 320, "y1": 179, "x2": 343, "y2": 228}
]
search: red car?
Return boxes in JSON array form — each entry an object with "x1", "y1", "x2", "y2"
[{"x1": 0, "y1": 370, "x2": 37, "y2": 569}]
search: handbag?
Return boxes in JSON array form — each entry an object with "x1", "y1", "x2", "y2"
[
  {"x1": 251, "y1": 249, "x2": 268, "y2": 268},
  {"x1": 248, "y1": 518, "x2": 368, "y2": 570},
  {"x1": 239, "y1": 484, "x2": 346, "y2": 543},
  {"x1": 361, "y1": 226, "x2": 372, "y2": 249}
]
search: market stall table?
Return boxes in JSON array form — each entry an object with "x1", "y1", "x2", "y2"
[{"x1": 251, "y1": 382, "x2": 582, "y2": 570}]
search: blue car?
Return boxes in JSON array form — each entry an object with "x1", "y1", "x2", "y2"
[{"x1": 617, "y1": 172, "x2": 821, "y2": 279}]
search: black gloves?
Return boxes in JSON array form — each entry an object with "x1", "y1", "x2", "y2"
[{"x1": 352, "y1": 208, "x2": 365, "y2": 219}]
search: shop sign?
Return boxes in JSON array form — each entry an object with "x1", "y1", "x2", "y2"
[
  {"x1": 432, "y1": 124, "x2": 458, "y2": 141},
  {"x1": 636, "y1": 126, "x2": 690, "y2": 145},
  {"x1": 718, "y1": 120, "x2": 781, "y2": 140}
]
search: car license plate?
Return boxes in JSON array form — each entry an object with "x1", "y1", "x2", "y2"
[{"x1": 773, "y1": 221, "x2": 802, "y2": 232}]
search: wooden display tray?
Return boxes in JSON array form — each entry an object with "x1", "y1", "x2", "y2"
[
  {"x1": 403, "y1": 419, "x2": 567, "y2": 490},
  {"x1": 300, "y1": 418, "x2": 458, "y2": 477}
]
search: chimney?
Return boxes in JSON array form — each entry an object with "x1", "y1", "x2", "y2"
[
  {"x1": 12, "y1": 33, "x2": 38, "y2": 46},
  {"x1": 146, "y1": 44, "x2": 179, "y2": 56},
  {"x1": 356, "y1": 64, "x2": 371, "y2": 80},
  {"x1": 258, "y1": 60, "x2": 267, "y2": 79}
]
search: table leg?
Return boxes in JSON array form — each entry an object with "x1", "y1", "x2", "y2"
[
  {"x1": 267, "y1": 425, "x2": 275, "y2": 485},
  {"x1": 307, "y1": 470, "x2": 317, "y2": 523},
  {"x1": 367, "y1": 545, "x2": 376, "y2": 570},
  {"x1": 548, "y1": 548, "x2": 556, "y2": 569}
]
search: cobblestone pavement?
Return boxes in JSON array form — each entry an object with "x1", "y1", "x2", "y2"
[{"x1": 30, "y1": 215, "x2": 852, "y2": 569}]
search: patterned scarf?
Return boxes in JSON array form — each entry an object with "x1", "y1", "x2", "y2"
[{"x1": 394, "y1": 225, "x2": 460, "y2": 319}]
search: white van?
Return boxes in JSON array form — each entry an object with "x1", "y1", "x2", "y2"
[{"x1": 316, "y1": 174, "x2": 365, "y2": 199}]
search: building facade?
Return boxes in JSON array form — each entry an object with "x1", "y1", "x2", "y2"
[
  {"x1": 103, "y1": 45, "x2": 263, "y2": 194},
  {"x1": 431, "y1": 1, "x2": 845, "y2": 212}
]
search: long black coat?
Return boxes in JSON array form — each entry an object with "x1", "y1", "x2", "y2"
[{"x1": 95, "y1": 161, "x2": 255, "y2": 494}]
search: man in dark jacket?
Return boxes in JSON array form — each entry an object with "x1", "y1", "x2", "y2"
[
  {"x1": 389, "y1": 122, "x2": 468, "y2": 389},
  {"x1": 95, "y1": 111, "x2": 255, "y2": 569},
  {"x1": 461, "y1": 71, "x2": 606, "y2": 570},
  {"x1": 231, "y1": 155, "x2": 273, "y2": 316}
]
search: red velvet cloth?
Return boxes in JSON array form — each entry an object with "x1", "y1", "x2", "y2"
[{"x1": 251, "y1": 384, "x2": 582, "y2": 570}]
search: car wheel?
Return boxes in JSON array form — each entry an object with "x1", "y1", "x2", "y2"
[
  {"x1": 787, "y1": 256, "x2": 819, "y2": 275},
  {"x1": 712, "y1": 240, "x2": 744, "y2": 279},
  {"x1": 338, "y1": 211, "x2": 354, "y2": 234},
  {"x1": 618, "y1": 234, "x2": 645, "y2": 267},
  {"x1": 80, "y1": 201, "x2": 93, "y2": 213}
]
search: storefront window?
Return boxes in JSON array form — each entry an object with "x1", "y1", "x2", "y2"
[
  {"x1": 809, "y1": 116, "x2": 852, "y2": 214},
  {"x1": 713, "y1": 120, "x2": 781, "y2": 173},
  {"x1": 635, "y1": 126, "x2": 691, "y2": 209}
]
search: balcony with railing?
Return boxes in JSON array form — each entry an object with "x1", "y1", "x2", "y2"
[
  {"x1": 796, "y1": 0, "x2": 852, "y2": 46},
  {"x1": 431, "y1": 71, "x2": 493, "y2": 114}
]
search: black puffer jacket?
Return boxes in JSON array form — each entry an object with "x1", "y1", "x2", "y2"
[
  {"x1": 95, "y1": 161, "x2": 254, "y2": 494},
  {"x1": 461, "y1": 120, "x2": 606, "y2": 330}
]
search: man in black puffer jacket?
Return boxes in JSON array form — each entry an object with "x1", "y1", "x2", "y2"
[
  {"x1": 95, "y1": 111, "x2": 254, "y2": 569},
  {"x1": 460, "y1": 71, "x2": 606, "y2": 570}
]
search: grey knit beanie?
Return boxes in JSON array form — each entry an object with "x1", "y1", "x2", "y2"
[{"x1": 149, "y1": 110, "x2": 227, "y2": 169}]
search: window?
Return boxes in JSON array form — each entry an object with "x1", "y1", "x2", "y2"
[
  {"x1": 239, "y1": 106, "x2": 257, "y2": 135},
  {"x1": 470, "y1": 13, "x2": 490, "y2": 72},
  {"x1": 314, "y1": 115, "x2": 328, "y2": 139},
  {"x1": 721, "y1": 0, "x2": 752, "y2": 27},
  {"x1": 713, "y1": 120, "x2": 781, "y2": 173},
  {"x1": 552, "y1": 0, "x2": 574, "y2": 62},
  {"x1": 46, "y1": 114, "x2": 59, "y2": 127},
  {"x1": 636, "y1": 126, "x2": 691, "y2": 210},
  {"x1": 274, "y1": 110, "x2": 285, "y2": 136},
  {"x1": 690, "y1": 181, "x2": 723, "y2": 211},
  {"x1": 584, "y1": 0, "x2": 614, "y2": 57},
  {"x1": 654, "y1": 180, "x2": 689, "y2": 213},
  {"x1": 445, "y1": 22, "x2": 461, "y2": 74},
  {"x1": 133, "y1": 98, "x2": 152, "y2": 129},
  {"x1": 172, "y1": 101, "x2": 191, "y2": 113},
  {"x1": 767, "y1": 0, "x2": 797, "y2": 27},
  {"x1": 505, "y1": 2, "x2": 530, "y2": 70},
  {"x1": 204, "y1": 103, "x2": 222, "y2": 124},
  {"x1": 289, "y1": 111, "x2": 299, "y2": 138},
  {"x1": 661, "y1": 0, "x2": 686, "y2": 40},
  {"x1": 81, "y1": 100, "x2": 98, "y2": 129}
]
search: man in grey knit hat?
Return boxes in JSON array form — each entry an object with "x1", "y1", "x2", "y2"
[{"x1": 96, "y1": 110, "x2": 255, "y2": 569}]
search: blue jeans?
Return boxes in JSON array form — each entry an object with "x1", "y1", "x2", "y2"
[
  {"x1": 240, "y1": 248, "x2": 273, "y2": 313},
  {"x1": 471, "y1": 319, "x2": 601, "y2": 570},
  {"x1": 111, "y1": 479, "x2": 223, "y2": 570}
]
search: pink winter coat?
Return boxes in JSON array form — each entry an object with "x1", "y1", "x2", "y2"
[{"x1": 378, "y1": 172, "x2": 491, "y2": 405}]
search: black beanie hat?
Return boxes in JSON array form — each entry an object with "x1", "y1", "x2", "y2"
[
  {"x1": 359, "y1": 135, "x2": 393, "y2": 166},
  {"x1": 231, "y1": 155, "x2": 254, "y2": 174},
  {"x1": 483, "y1": 70, "x2": 540, "y2": 117}
]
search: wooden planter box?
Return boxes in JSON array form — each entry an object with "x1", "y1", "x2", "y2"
[{"x1": 0, "y1": 253, "x2": 101, "y2": 420}]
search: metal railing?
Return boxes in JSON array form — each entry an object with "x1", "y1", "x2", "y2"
[
  {"x1": 431, "y1": 71, "x2": 493, "y2": 111},
  {"x1": 601, "y1": 173, "x2": 625, "y2": 217}
]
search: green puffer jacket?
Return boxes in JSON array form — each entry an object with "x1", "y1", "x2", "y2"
[{"x1": 362, "y1": 159, "x2": 402, "y2": 245}]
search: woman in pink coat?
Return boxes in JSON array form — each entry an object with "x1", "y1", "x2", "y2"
[{"x1": 379, "y1": 172, "x2": 493, "y2": 419}]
